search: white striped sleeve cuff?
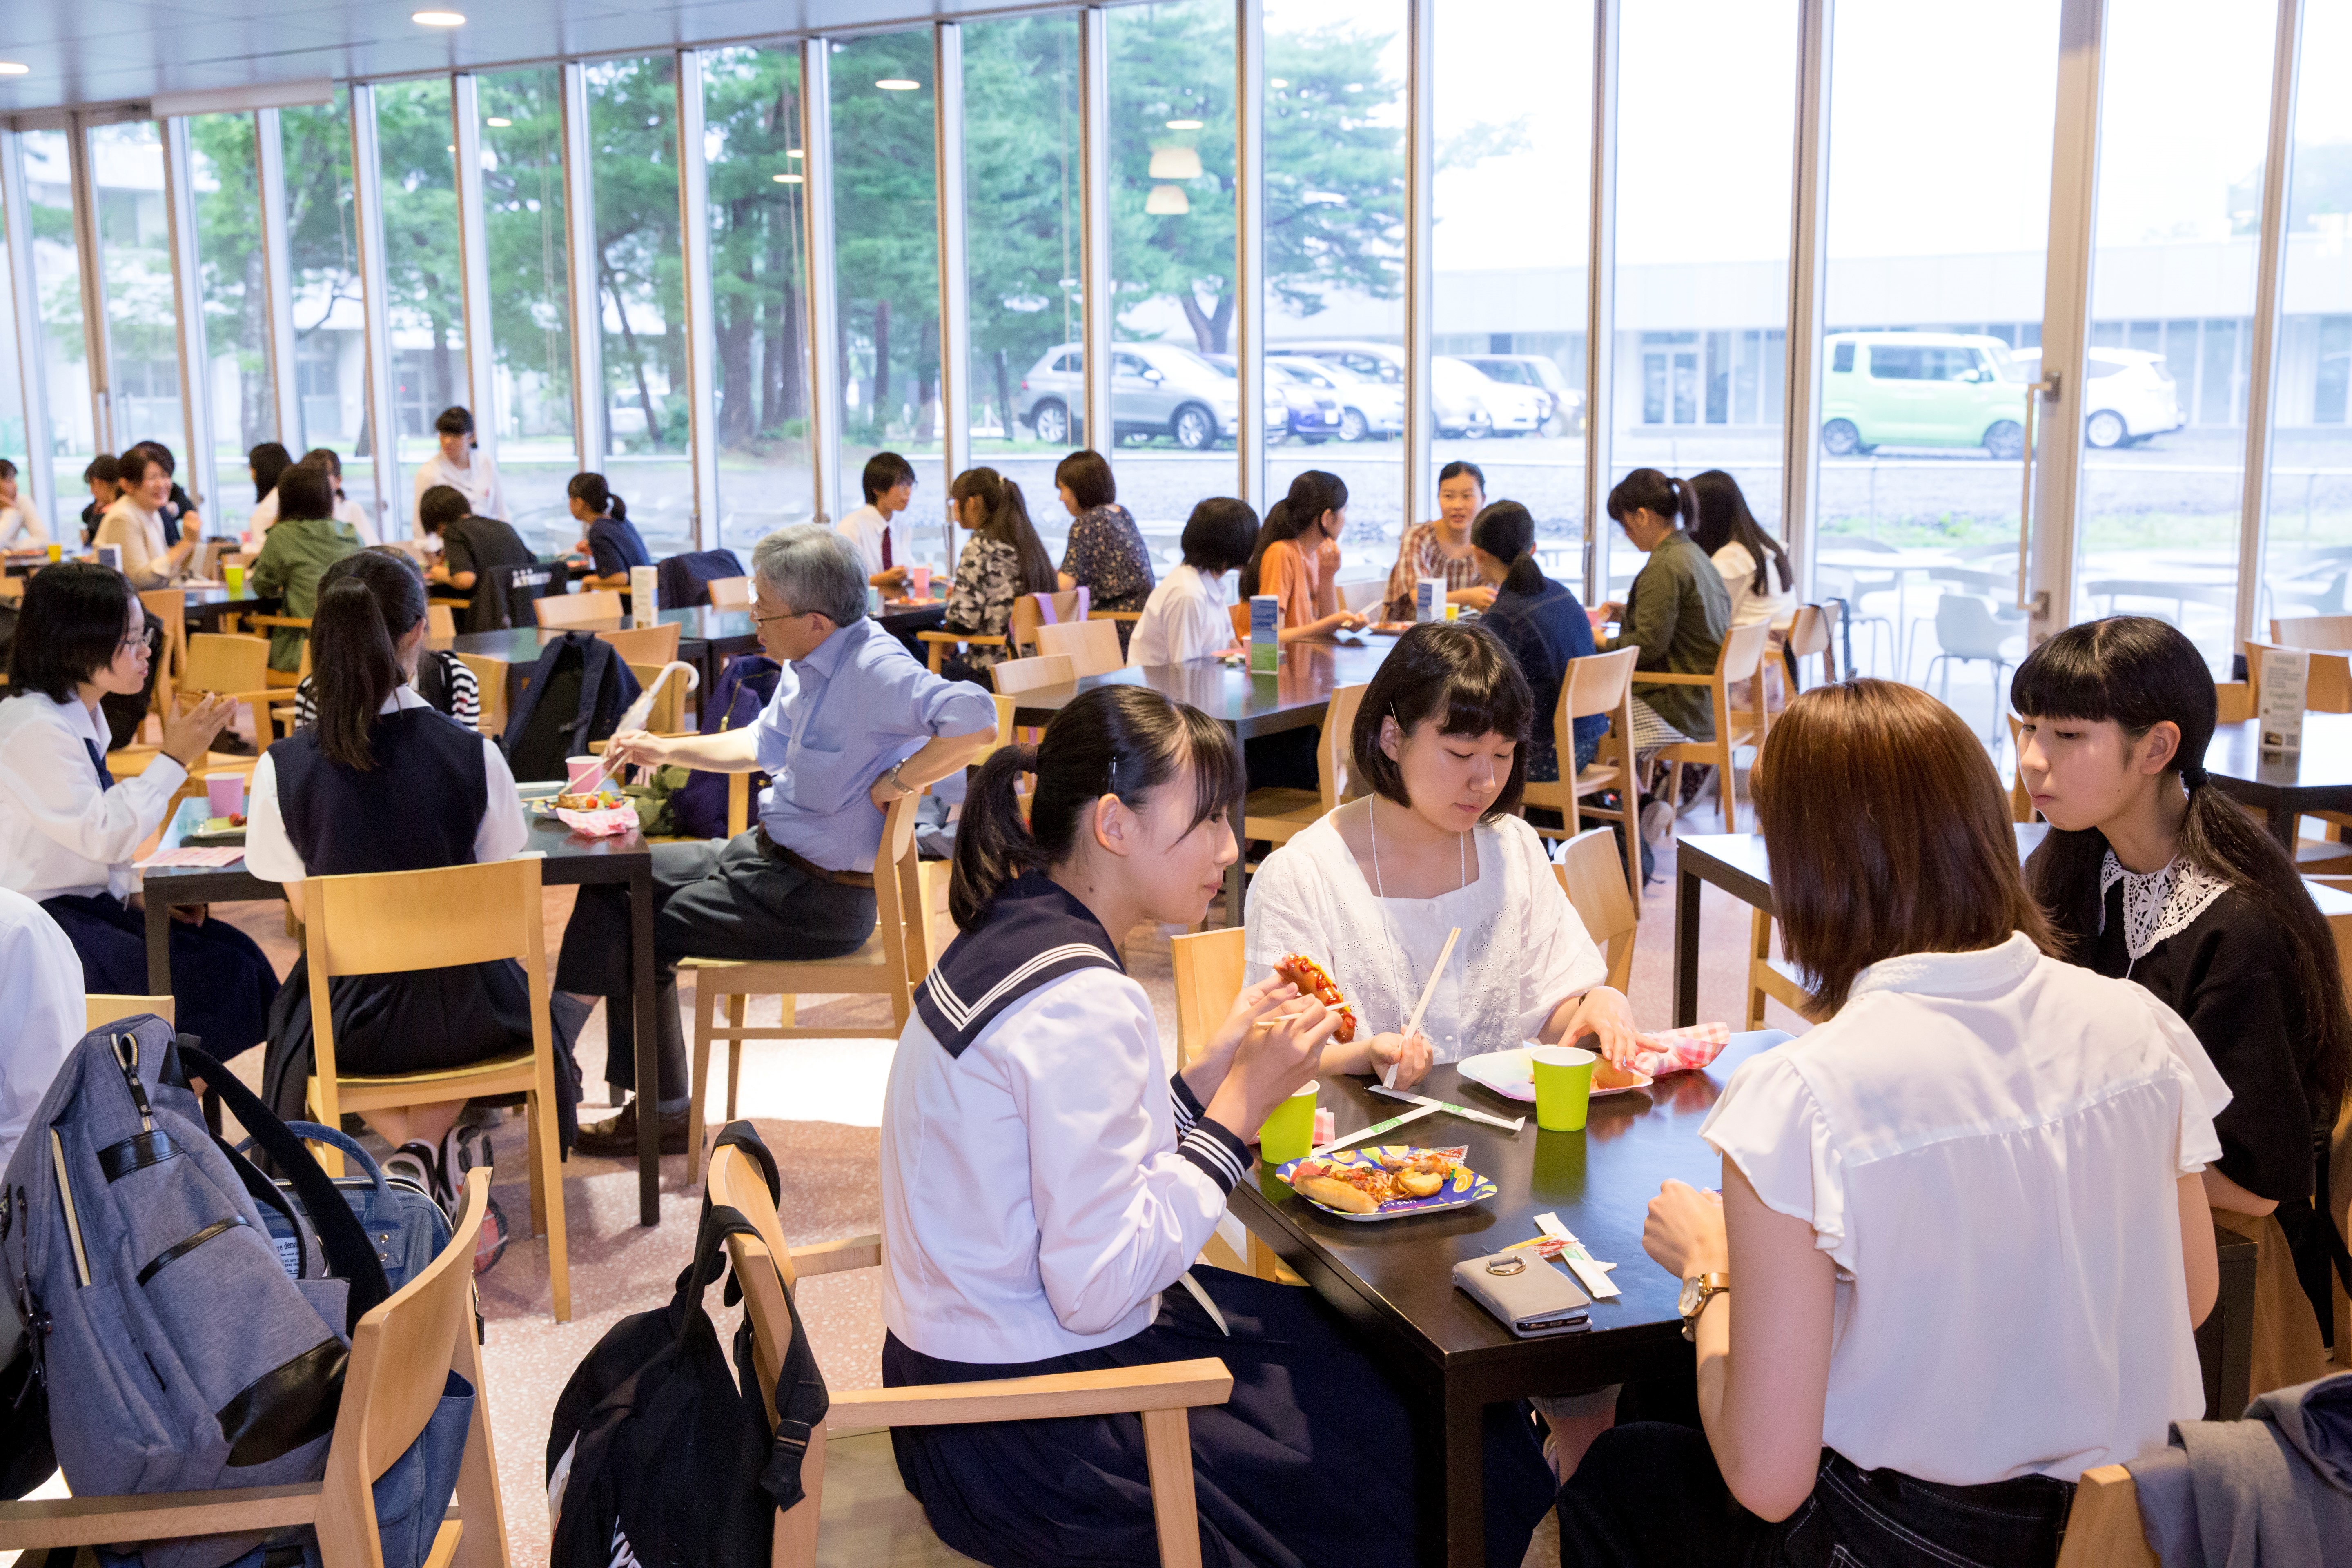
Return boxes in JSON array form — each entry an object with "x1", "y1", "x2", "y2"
[{"x1": 1178, "y1": 1118, "x2": 1250, "y2": 1194}]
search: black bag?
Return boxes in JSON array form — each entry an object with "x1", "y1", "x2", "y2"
[
  {"x1": 545, "y1": 1124, "x2": 827, "y2": 1568},
  {"x1": 654, "y1": 549, "x2": 746, "y2": 610},
  {"x1": 501, "y1": 633, "x2": 642, "y2": 784}
]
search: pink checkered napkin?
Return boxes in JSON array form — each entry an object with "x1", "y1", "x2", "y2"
[{"x1": 1627, "y1": 1022, "x2": 1731, "y2": 1078}]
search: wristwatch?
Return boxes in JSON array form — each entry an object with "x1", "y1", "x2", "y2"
[
  {"x1": 884, "y1": 760, "x2": 915, "y2": 798},
  {"x1": 1678, "y1": 1272, "x2": 1731, "y2": 1341}
]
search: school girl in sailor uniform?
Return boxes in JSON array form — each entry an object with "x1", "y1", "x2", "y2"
[{"x1": 876, "y1": 684, "x2": 1555, "y2": 1568}]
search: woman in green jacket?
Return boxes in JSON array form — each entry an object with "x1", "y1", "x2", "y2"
[
  {"x1": 1600, "y1": 468, "x2": 1730, "y2": 755},
  {"x1": 247, "y1": 461, "x2": 363, "y2": 673}
]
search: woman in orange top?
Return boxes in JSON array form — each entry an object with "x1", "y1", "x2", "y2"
[{"x1": 1239, "y1": 470, "x2": 1368, "y2": 644}]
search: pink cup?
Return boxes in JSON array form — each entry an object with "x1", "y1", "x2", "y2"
[
  {"x1": 204, "y1": 773, "x2": 245, "y2": 818},
  {"x1": 910, "y1": 564, "x2": 931, "y2": 601},
  {"x1": 566, "y1": 755, "x2": 604, "y2": 795}
]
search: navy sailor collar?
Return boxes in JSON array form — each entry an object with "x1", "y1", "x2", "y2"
[{"x1": 915, "y1": 871, "x2": 1125, "y2": 1058}]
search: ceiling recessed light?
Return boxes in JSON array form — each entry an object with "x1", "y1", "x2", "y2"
[
  {"x1": 1270, "y1": 78, "x2": 1288, "y2": 88},
  {"x1": 1165, "y1": 118, "x2": 1203, "y2": 131},
  {"x1": 788, "y1": 149, "x2": 802, "y2": 158},
  {"x1": 413, "y1": 10, "x2": 466, "y2": 25},
  {"x1": 485, "y1": 116, "x2": 511, "y2": 127},
  {"x1": 875, "y1": 78, "x2": 920, "y2": 91},
  {"x1": 446, "y1": 144, "x2": 456, "y2": 153},
  {"x1": 772, "y1": 172, "x2": 803, "y2": 183},
  {"x1": 0, "y1": 63, "x2": 29, "y2": 77}
]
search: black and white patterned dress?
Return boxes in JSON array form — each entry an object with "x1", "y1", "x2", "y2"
[
  {"x1": 1060, "y1": 503, "x2": 1156, "y2": 615},
  {"x1": 944, "y1": 537, "x2": 1024, "y2": 671}
]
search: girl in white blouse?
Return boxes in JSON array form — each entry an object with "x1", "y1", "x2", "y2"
[
  {"x1": 1562, "y1": 678, "x2": 2230, "y2": 1568},
  {"x1": 1245, "y1": 621, "x2": 1640, "y2": 1084},
  {"x1": 880, "y1": 683, "x2": 1555, "y2": 1568},
  {"x1": 407, "y1": 406, "x2": 507, "y2": 543},
  {"x1": 1127, "y1": 497, "x2": 1254, "y2": 666},
  {"x1": 1687, "y1": 468, "x2": 1795, "y2": 631}
]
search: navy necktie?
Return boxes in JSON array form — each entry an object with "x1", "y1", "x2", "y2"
[{"x1": 84, "y1": 739, "x2": 115, "y2": 791}]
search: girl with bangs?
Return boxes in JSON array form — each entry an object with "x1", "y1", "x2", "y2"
[
  {"x1": 878, "y1": 683, "x2": 1555, "y2": 1568},
  {"x1": 2012, "y1": 616, "x2": 2352, "y2": 1384},
  {"x1": 936, "y1": 465, "x2": 1057, "y2": 685}
]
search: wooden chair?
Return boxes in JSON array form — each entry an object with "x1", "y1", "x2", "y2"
[
  {"x1": 2050, "y1": 1464, "x2": 2158, "y2": 1568},
  {"x1": 1337, "y1": 578, "x2": 1388, "y2": 615},
  {"x1": 1782, "y1": 601, "x2": 1839, "y2": 692},
  {"x1": 0, "y1": 1167, "x2": 512, "y2": 1568},
  {"x1": 426, "y1": 602, "x2": 456, "y2": 639},
  {"x1": 2270, "y1": 612, "x2": 2352, "y2": 651},
  {"x1": 708, "y1": 575, "x2": 752, "y2": 610},
  {"x1": 1520, "y1": 646, "x2": 1641, "y2": 905},
  {"x1": 139, "y1": 587, "x2": 187, "y2": 716},
  {"x1": 706, "y1": 1140, "x2": 1231, "y2": 1568},
  {"x1": 2247, "y1": 637, "x2": 2352, "y2": 714},
  {"x1": 1241, "y1": 684, "x2": 1368, "y2": 849},
  {"x1": 1035, "y1": 617, "x2": 1123, "y2": 677},
  {"x1": 86, "y1": 993, "x2": 174, "y2": 1030},
  {"x1": 990, "y1": 653, "x2": 1076, "y2": 696},
  {"x1": 533, "y1": 588, "x2": 624, "y2": 629},
  {"x1": 456, "y1": 652, "x2": 507, "y2": 736},
  {"x1": 1653, "y1": 621, "x2": 1774, "y2": 833},
  {"x1": 1553, "y1": 829, "x2": 1636, "y2": 992},
  {"x1": 917, "y1": 588, "x2": 1090, "y2": 672},
  {"x1": 1745, "y1": 909, "x2": 1813, "y2": 1030},
  {"x1": 302, "y1": 857, "x2": 571, "y2": 1321},
  {"x1": 682, "y1": 793, "x2": 931, "y2": 1168},
  {"x1": 244, "y1": 614, "x2": 314, "y2": 689},
  {"x1": 2216, "y1": 680, "x2": 2254, "y2": 724},
  {"x1": 177, "y1": 632, "x2": 279, "y2": 741},
  {"x1": 595, "y1": 621, "x2": 682, "y2": 666},
  {"x1": 1169, "y1": 927, "x2": 1245, "y2": 1073}
]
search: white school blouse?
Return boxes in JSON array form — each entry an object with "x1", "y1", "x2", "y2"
[
  {"x1": 0, "y1": 888, "x2": 84, "y2": 1171},
  {"x1": 0, "y1": 499, "x2": 47, "y2": 548},
  {"x1": 409, "y1": 450, "x2": 508, "y2": 540},
  {"x1": 833, "y1": 503, "x2": 917, "y2": 580},
  {"x1": 1701, "y1": 934, "x2": 2230, "y2": 1484},
  {"x1": 1243, "y1": 813, "x2": 1608, "y2": 1062},
  {"x1": 1127, "y1": 563, "x2": 1233, "y2": 667},
  {"x1": 250, "y1": 490, "x2": 379, "y2": 546},
  {"x1": 0, "y1": 692, "x2": 187, "y2": 902},
  {"x1": 881, "y1": 964, "x2": 1242, "y2": 1364},
  {"x1": 1712, "y1": 541, "x2": 1796, "y2": 630}
]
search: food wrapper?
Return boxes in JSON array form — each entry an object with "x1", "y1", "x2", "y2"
[
  {"x1": 1626, "y1": 1022, "x2": 1730, "y2": 1078},
  {"x1": 552, "y1": 802, "x2": 639, "y2": 838}
]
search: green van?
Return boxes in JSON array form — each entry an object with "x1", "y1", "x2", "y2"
[{"x1": 1820, "y1": 332, "x2": 2027, "y2": 460}]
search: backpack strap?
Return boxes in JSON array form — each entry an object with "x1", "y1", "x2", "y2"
[
  {"x1": 176, "y1": 1046, "x2": 391, "y2": 1331},
  {"x1": 710, "y1": 1122, "x2": 779, "y2": 1308}
]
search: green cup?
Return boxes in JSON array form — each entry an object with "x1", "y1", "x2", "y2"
[
  {"x1": 1257, "y1": 1081, "x2": 1320, "y2": 1166},
  {"x1": 224, "y1": 564, "x2": 245, "y2": 595},
  {"x1": 1530, "y1": 1046, "x2": 1597, "y2": 1133}
]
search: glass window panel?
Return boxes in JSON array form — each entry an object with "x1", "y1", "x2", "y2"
[
  {"x1": 1433, "y1": 0, "x2": 1592, "y2": 598},
  {"x1": 964, "y1": 14, "x2": 1080, "y2": 558},
  {"x1": 372, "y1": 79, "x2": 469, "y2": 517},
  {"x1": 704, "y1": 45, "x2": 816, "y2": 554},
  {"x1": 187, "y1": 111, "x2": 272, "y2": 539},
  {"x1": 1815, "y1": 0, "x2": 2058, "y2": 713},
  {"x1": 1610, "y1": 1, "x2": 1796, "y2": 605},
  {"x1": 280, "y1": 92, "x2": 374, "y2": 527},
  {"x1": 2081, "y1": 0, "x2": 2274, "y2": 670},
  {"x1": 1265, "y1": 0, "x2": 1406, "y2": 580},
  {"x1": 829, "y1": 33, "x2": 947, "y2": 564},
  {"x1": 22, "y1": 130, "x2": 96, "y2": 515},
  {"x1": 479, "y1": 67, "x2": 576, "y2": 542},
  {"x1": 587, "y1": 54, "x2": 693, "y2": 557},
  {"x1": 0, "y1": 194, "x2": 27, "y2": 510},
  {"x1": 89, "y1": 121, "x2": 185, "y2": 470},
  {"x1": 1107, "y1": 0, "x2": 1239, "y2": 575}
]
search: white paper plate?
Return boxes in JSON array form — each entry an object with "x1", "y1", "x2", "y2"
[{"x1": 1456, "y1": 1046, "x2": 1653, "y2": 1104}]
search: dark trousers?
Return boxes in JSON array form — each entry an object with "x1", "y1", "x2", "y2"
[
  {"x1": 1557, "y1": 1423, "x2": 2075, "y2": 1568},
  {"x1": 43, "y1": 892, "x2": 277, "y2": 1058},
  {"x1": 552, "y1": 831, "x2": 876, "y2": 1101}
]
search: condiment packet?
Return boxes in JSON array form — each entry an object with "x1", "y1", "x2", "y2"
[{"x1": 1533, "y1": 1211, "x2": 1621, "y2": 1299}]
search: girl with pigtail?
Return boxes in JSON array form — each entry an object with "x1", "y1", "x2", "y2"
[{"x1": 935, "y1": 465, "x2": 1058, "y2": 685}]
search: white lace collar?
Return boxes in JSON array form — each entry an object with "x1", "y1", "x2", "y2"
[{"x1": 2099, "y1": 850, "x2": 2231, "y2": 963}]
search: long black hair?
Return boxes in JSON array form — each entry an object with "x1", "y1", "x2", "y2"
[
  {"x1": 950, "y1": 466, "x2": 1055, "y2": 595},
  {"x1": 1687, "y1": 469, "x2": 1792, "y2": 595},
  {"x1": 1604, "y1": 467, "x2": 1689, "y2": 530},
  {"x1": 2012, "y1": 616, "x2": 2352, "y2": 1118},
  {"x1": 1470, "y1": 499, "x2": 1544, "y2": 597},
  {"x1": 309, "y1": 549, "x2": 428, "y2": 771},
  {"x1": 1240, "y1": 469, "x2": 1348, "y2": 599},
  {"x1": 950, "y1": 685, "x2": 1245, "y2": 929},
  {"x1": 568, "y1": 471, "x2": 628, "y2": 523},
  {"x1": 249, "y1": 442, "x2": 292, "y2": 503}
]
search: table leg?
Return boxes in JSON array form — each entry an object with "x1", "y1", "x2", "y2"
[
  {"x1": 1442, "y1": 1384, "x2": 1486, "y2": 1568},
  {"x1": 145, "y1": 898, "x2": 174, "y2": 995},
  {"x1": 1674, "y1": 862, "x2": 1702, "y2": 1027},
  {"x1": 2264, "y1": 795, "x2": 2298, "y2": 853},
  {"x1": 630, "y1": 861, "x2": 660, "y2": 1227}
]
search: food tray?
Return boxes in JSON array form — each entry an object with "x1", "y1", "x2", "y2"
[
  {"x1": 1455, "y1": 1047, "x2": 1653, "y2": 1105},
  {"x1": 1276, "y1": 1145, "x2": 1497, "y2": 1223},
  {"x1": 535, "y1": 797, "x2": 639, "y2": 837}
]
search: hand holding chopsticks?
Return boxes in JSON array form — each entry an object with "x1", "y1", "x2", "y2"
[{"x1": 1385, "y1": 926, "x2": 1461, "y2": 1089}]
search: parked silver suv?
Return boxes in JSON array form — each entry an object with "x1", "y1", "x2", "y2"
[{"x1": 1014, "y1": 341, "x2": 1252, "y2": 449}]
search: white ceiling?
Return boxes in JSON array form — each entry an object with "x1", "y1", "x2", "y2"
[{"x1": 0, "y1": 0, "x2": 1047, "y2": 115}]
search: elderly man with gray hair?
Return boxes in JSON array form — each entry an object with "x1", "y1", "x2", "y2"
[{"x1": 553, "y1": 524, "x2": 998, "y2": 1154}]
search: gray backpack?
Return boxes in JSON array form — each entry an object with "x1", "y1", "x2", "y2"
[{"x1": 2, "y1": 1016, "x2": 393, "y2": 1568}]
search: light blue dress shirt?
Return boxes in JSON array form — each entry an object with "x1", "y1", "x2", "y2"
[{"x1": 753, "y1": 616, "x2": 997, "y2": 873}]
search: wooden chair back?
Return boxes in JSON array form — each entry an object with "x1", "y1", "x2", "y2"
[
  {"x1": 534, "y1": 588, "x2": 624, "y2": 629},
  {"x1": 425, "y1": 602, "x2": 456, "y2": 639},
  {"x1": 140, "y1": 588, "x2": 187, "y2": 714},
  {"x1": 1316, "y1": 682, "x2": 1369, "y2": 808},
  {"x1": 182, "y1": 631, "x2": 271, "y2": 697},
  {"x1": 2050, "y1": 1464, "x2": 2157, "y2": 1568},
  {"x1": 1548, "y1": 646, "x2": 1642, "y2": 902},
  {"x1": 1562, "y1": 645, "x2": 1638, "y2": 724},
  {"x1": 596, "y1": 621, "x2": 682, "y2": 666},
  {"x1": 2216, "y1": 680, "x2": 2254, "y2": 724},
  {"x1": 307, "y1": 857, "x2": 547, "y2": 982},
  {"x1": 627, "y1": 662, "x2": 691, "y2": 733},
  {"x1": 1554, "y1": 831, "x2": 1636, "y2": 992},
  {"x1": 87, "y1": 994, "x2": 174, "y2": 1030},
  {"x1": 969, "y1": 693, "x2": 1018, "y2": 768},
  {"x1": 2270, "y1": 613, "x2": 2352, "y2": 652},
  {"x1": 2247, "y1": 637, "x2": 2352, "y2": 714},
  {"x1": 1035, "y1": 617, "x2": 1123, "y2": 677},
  {"x1": 991, "y1": 653, "x2": 1076, "y2": 695},
  {"x1": 1008, "y1": 588, "x2": 1088, "y2": 655},
  {"x1": 1169, "y1": 927, "x2": 1245, "y2": 1071},
  {"x1": 1783, "y1": 601, "x2": 1838, "y2": 686},
  {"x1": 708, "y1": 575, "x2": 753, "y2": 610},
  {"x1": 1337, "y1": 577, "x2": 1387, "y2": 615},
  {"x1": 457, "y1": 652, "x2": 507, "y2": 735},
  {"x1": 1715, "y1": 619, "x2": 1773, "y2": 688}
]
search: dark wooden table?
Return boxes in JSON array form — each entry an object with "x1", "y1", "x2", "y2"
[
  {"x1": 1007, "y1": 635, "x2": 1400, "y2": 917},
  {"x1": 2204, "y1": 713, "x2": 2352, "y2": 850},
  {"x1": 432, "y1": 606, "x2": 748, "y2": 720},
  {"x1": 139, "y1": 793, "x2": 669, "y2": 1226},
  {"x1": 1232, "y1": 1042, "x2": 2255, "y2": 1567},
  {"x1": 182, "y1": 584, "x2": 281, "y2": 635}
]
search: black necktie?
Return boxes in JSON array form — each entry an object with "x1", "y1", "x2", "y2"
[{"x1": 85, "y1": 738, "x2": 115, "y2": 791}]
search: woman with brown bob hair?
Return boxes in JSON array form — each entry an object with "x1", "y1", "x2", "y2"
[{"x1": 1560, "y1": 679, "x2": 2232, "y2": 1568}]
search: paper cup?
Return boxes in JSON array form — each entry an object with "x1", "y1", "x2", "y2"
[
  {"x1": 204, "y1": 773, "x2": 245, "y2": 818},
  {"x1": 1530, "y1": 1046, "x2": 1597, "y2": 1133},
  {"x1": 1257, "y1": 1081, "x2": 1320, "y2": 1165},
  {"x1": 910, "y1": 564, "x2": 932, "y2": 601},
  {"x1": 224, "y1": 564, "x2": 245, "y2": 594},
  {"x1": 45, "y1": 543, "x2": 61, "y2": 562},
  {"x1": 566, "y1": 755, "x2": 604, "y2": 795}
]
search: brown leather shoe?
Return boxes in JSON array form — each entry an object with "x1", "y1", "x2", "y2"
[{"x1": 576, "y1": 1100, "x2": 692, "y2": 1157}]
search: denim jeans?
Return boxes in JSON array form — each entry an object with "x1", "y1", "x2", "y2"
[{"x1": 1557, "y1": 1423, "x2": 2075, "y2": 1568}]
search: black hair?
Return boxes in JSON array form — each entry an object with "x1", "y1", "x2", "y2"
[
  {"x1": 949, "y1": 685, "x2": 1245, "y2": 930},
  {"x1": 416, "y1": 485, "x2": 471, "y2": 535},
  {"x1": 1240, "y1": 470, "x2": 1348, "y2": 599},
  {"x1": 116, "y1": 448, "x2": 163, "y2": 488},
  {"x1": 274, "y1": 463, "x2": 334, "y2": 523},
  {"x1": 861, "y1": 450, "x2": 917, "y2": 505},
  {"x1": 1438, "y1": 459, "x2": 1486, "y2": 494},
  {"x1": 299, "y1": 446, "x2": 345, "y2": 482},
  {"x1": 949, "y1": 466, "x2": 1055, "y2": 595},
  {"x1": 1687, "y1": 469, "x2": 1792, "y2": 595},
  {"x1": 1350, "y1": 620, "x2": 1531, "y2": 821},
  {"x1": 568, "y1": 471, "x2": 628, "y2": 524},
  {"x1": 85, "y1": 454, "x2": 121, "y2": 486},
  {"x1": 2012, "y1": 616, "x2": 2352, "y2": 1120},
  {"x1": 433, "y1": 406, "x2": 476, "y2": 441},
  {"x1": 1180, "y1": 498, "x2": 1259, "y2": 575},
  {"x1": 1470, "y1": 499, "x2": 1545, "y2": 597},
  {"x1": 249, "y1": 442, "x2": 292, "y2": 502},
  {"x1": 129, "y1": 441, "x2": 176, "y2": 476},
  {"x1": 0, "y1": 458, "x2": 18, "y2": 482},
  {"x1": 1605, "y1": 467, "x2": 1689, "y2": 528},
  {"x1": 1055, "y1": 449, "x2": 1117, "y2": 511},
  {"x1": 7, "y1": 560, "x2": 137, "y2": 701},
  {"x1": 308, "y1": 550, "x2": 428, "y2": 771}
]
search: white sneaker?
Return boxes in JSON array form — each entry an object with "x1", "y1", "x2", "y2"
[{"x1": 383, "y1": 1140, "x2": 438, "y2": 1196}]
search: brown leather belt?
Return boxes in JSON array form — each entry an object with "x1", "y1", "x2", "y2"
[{"x1": 755, "y1": 827, "x2": 875, "y2": 889}]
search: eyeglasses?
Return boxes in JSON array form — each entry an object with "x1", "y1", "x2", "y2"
[
  {"x1": 116, "y1": 630, "x2": 151, "y2": 654},
  {"x1": 749, "y1": 603, "x2": 823, "y2": 630}
]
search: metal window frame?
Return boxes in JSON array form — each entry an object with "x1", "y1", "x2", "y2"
[
  {"x1": 0, "y1": 129, "x2": 56, "y2": 528},
  {"x1": 1780, "y1": 0, "x2": 1833, "y2": 606},
  {"x1": 677, "y1": 48, "x2": 721, "y2": 550},
  {"x1": 450, "y1": 73, "x2": 499, "y2": 468},
  {"x1": 935, "y1": 19, "x2": 971, "y2": 566},
  {"x1": 254, "y1": 107, "x2": 303, "y2": 451},
  {"x1": 1582, "y1": 0, "x2": 1619, "y2": 605},
  {"x1": 2237, "y1": 0, "x2": 2305, "y2": 649},
  {"x1": 800, "y1": 37, "x2": 843, "y2": 520},
  {"x1": 1401, "y1": 0, "x2": 1434, "y2": 532},
  {"x1": 561, "y1": 61, "x2": 608, "y2": 480},
  {"x1": 1235, "y1": 0, "x2": 1267, "y2": 513},
  {"x1": 159, "y1": 114, "x2": 217, "y2": 522},
  {"x1": 65, "y1": 114, "x2": 113, "y2": 455},
  {"x1": 1079, "y1": 6, "x2": 1113, "y2": 454},
  {"x1": 348, "y1": 81, "x2": 403, "y2": 536}
]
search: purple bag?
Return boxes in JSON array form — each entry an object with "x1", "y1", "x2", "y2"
[{"x1": 670, "y1": 653, "x2": 782, "y2": 839}]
